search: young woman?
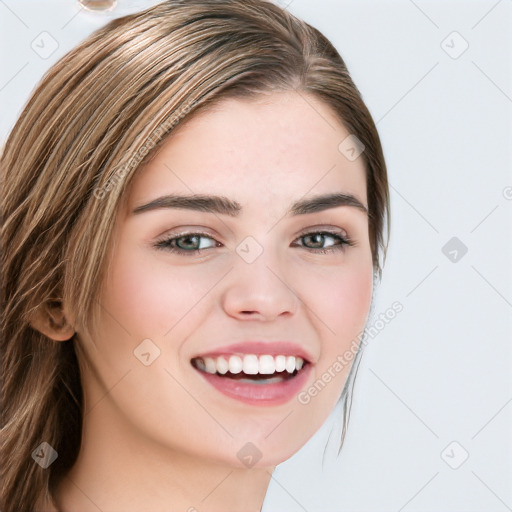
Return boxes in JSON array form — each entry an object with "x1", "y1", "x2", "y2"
[{"x1": 0, "y1": 1, "x2": 389, "y2": 510}]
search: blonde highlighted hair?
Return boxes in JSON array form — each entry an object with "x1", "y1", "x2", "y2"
[{"x1": 0, "y1": 1, "x2": 389, "y2": 509}]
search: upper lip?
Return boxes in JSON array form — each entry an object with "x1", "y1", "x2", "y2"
[{"x1": 191, "y1": 341, "x2": 315, "y2": 364}]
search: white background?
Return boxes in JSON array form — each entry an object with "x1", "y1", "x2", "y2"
[{"x1": 1, "y1": 1, "x2": 511, "y2": 511}]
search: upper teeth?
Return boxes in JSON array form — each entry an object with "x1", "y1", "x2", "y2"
[{"x1": 196, "y1": 354, "x2": 305, "y2": 375}]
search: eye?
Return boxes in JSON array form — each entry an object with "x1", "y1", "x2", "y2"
[
  {"x1": 154, "y1": 232, "x2": 220, "y2": 254},
  {"x1": 293, "y1": 230, "x2": 354, "y2": 254}
]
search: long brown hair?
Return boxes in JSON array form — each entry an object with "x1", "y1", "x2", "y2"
[{"x1": 0, "y1": 1, "x2": 389, "y2": 509}]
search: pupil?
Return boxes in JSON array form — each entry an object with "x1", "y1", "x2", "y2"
[
  {"x1": 178, "y1": 235, "x2": 199, "y2": 250},
  {"x1": 305, "y1": 234, "x2": 324, "y2": 248}
]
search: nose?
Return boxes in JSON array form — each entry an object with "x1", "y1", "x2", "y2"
[{"x1": 220, "y1": 250, "x2": 300, "y2": 322}]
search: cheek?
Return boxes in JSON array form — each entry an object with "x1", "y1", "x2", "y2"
[
  {"x1": 330, "y1": 266, "x2": 373, "y2": 334},
  {"x1": 296, "y1": 257, "x2": 373, "y2": 344},
  {"x1": 104, "y1": 247, "x2": 212, "y2": 340}
]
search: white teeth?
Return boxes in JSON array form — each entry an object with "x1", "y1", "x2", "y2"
[
  {"x1": 285, "y1": 356, "x2": 296, "y2": 373},
  {"x1": 216, "y1": 356, "x2": 229, "y2": 375},
  {"x1": 243, "y1": 354, "x2": 259, "y2": 375},
  {"x1": 259, "y1": 355, "x2": 275, "y2": 374},
  {"x1": 195, "y1": 354, "x2": 306, "y2": 375},
  {"x1": 204, "y1": 357, "x2": 216, "y2": 374},
  {"x1": 228, "y1": 355, "x2": 243, "y2": 374},
  {"x1": 275, "y1": 355, "x2": 286, "y2": 372}
]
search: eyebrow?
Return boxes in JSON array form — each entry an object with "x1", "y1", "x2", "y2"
[{"x1": 132, "y1": 192, "x2": 368, "y2": 216}]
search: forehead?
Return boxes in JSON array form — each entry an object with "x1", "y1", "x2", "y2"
[{"x1": 127, "y1": 91, "x2": 367, "y2": 214}]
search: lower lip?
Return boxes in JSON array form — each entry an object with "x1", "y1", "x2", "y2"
[{"x1": 194, "y1": 364, "x2": 312, "y2": 406}]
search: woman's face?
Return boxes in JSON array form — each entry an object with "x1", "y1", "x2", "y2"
[{"x1": 79, "y1": 91, "x2": 373, "y2": 468}]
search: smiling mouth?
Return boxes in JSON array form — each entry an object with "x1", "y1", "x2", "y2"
[{"x1": 191, "y1": 354, "x2": 308, "y2": 384}]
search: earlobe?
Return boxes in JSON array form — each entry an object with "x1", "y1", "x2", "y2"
[{"x1": 29, "y1": 303, "x2": 75, "y2": 341}]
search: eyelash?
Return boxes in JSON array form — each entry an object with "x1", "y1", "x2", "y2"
[{"x1": 154, "y1": 229, "x2": 355, "y2": 255}]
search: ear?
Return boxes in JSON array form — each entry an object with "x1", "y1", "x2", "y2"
[{"x1": 29, "y1": 302, "x2": 75, "y2": 341}]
